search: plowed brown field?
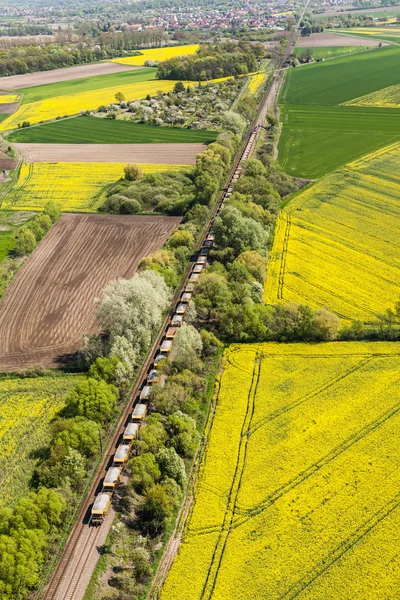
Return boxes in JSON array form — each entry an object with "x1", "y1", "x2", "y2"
[{"x1": 0, "y1": 213, "x2": 181, "y2": 371}]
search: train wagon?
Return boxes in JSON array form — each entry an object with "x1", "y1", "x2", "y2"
[
  {"x1": 140, "y1": 385, "x2": 151, "y2": 400},
  {"x1": 193, "y1": 264, "x2": 203, "y2": 274},
  {"x1": 132, "y1": 403, "x2": 147, "y2": 423},
  {"x1": 197, "y1": 256, "x2": 207, "y2": 265},
  {"x1": 171, "y1": 314, "x2": 183, "y2": 327},
  {"x1": 166, "y1": 326, "x2": 178, "y2": 339},
  {"x1": 189, "y1": 272, "x2": 199, "y2": 282},
  {"x1": 103, "y1": 467, "x2": 122, "y2": 492},
  {"x1": 147, "y1": 369, "x2": 160, "y2": 383},
  {"x1": 154, "y1": 352, "x2": 168, "y2": 364},
  {"x1": 199, "y1": 248, "x2": 209, "y2": 257},
  {"x1": 123, "y1": 422, "x2": 140, "y2": 443},
  {"x1": 91, "y1": 492, "x2": 111, "y2": 525},
  {"x1": 160, "y1": 339, "x2": 173, "y2": 353},
  {"x1": 113, "y1": 444, "x2": 130, "y2": 466},
  {"x1": 176, "y1": 303, "x2": 187, "y2": 315},
  {"x1": 181, "y1": 292, "x2": 192, "y2": 303}
]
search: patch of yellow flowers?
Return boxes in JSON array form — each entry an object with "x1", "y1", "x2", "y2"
[
  {"x1": 343, "y1": 82, "x2": 400, "y2": 108},
  {"x1": 0, "y1": 79, "x2": 186, "y2": 130},
  {"x1": 0, "y1": 374, "x2": 83, "y2": 507},
  {"x1": 248, "y1": 73, "x2": 267, "y2": 95},
  {"x1": 4, "y1": 161, "x2": 188, "y2": 212},
  {"x1": 265, "y1": 141, "x2": 400, "y2": 322},
  {"x1": 161, "y1": 342, "x2": 400, "y2": 600},
  {"x1": 111, "y1": 44, "x2": 199, "y2": 66},
  {"x1": 0, "y1": 94, "x2": 19, "y2": 104}
]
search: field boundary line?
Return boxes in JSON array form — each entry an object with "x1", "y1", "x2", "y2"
[{"x1": 200, "y1": 354, "x2": 261, "y2": 600}]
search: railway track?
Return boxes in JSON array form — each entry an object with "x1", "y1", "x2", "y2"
[{"x1": 40, "y1": 10, "x2": 309, "y2": 596}]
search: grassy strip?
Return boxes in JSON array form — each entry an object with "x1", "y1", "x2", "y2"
[
  {"x1": 293, "y1": 45, "x2": 370, "y2": 60},
  {"x1": 7, "y1": 117, "x2": 219, "y2": 144}
]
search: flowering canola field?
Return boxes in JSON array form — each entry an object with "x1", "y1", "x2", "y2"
[
  {"x1": 161, "y1": 342, "x2": 400, "y2": 600},
  {"x1": 343, "y1": 82, "x2": 400, "y2": 108},
  {"x1": 265, "y1": 142, "x2": 400, "y2": 322},
  {"x1": 111, "y1": 44, "x2": 199, "y2": 66},
  {"x1": 0, "y1": 94, "x2": 19, "y2": 104},
  {"x1": 0, "y1": 375, "x2": 83, "y2": 507},
  {"x1": 0, "y1": 79, "x2": 186, "y2": 130},
  {"x1": 248, "y1": 73, "x2": 267, "y2": 95},
  {"x1": 3, "y1": 162, "x2": 187, "y2": 212}
]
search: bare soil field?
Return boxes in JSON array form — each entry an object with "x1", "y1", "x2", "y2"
[
  {"x1": 0, "y1": 213, "x2": 181, "y2": 371},
  {"x1": 15, "y1": 143, "x2": 205, "y2": 165},
  {"x1": 0, "y1": 103, "x2": 18, "y2": 114},
  {"x1": 297, "y1": 32, "x2": 384, "y2": 46},
  {"x1": 0, "y1": 62, "x2": 139, "y2": 91}
]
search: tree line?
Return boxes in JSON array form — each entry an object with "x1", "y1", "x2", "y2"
[{"x1": 156, "y1": 41, "x2": 265, "y2": 81}]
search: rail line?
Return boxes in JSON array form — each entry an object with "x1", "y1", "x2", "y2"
[{"x1": 40, "y1": 8, "x2": 309, "y2": 596}]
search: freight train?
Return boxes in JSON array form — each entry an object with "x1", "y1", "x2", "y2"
[{"x1": 90, "y1": 126, "x2": 260, "y2": 525}]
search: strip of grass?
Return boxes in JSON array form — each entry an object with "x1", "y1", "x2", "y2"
[
  {"x1": 294, "y1": 46, "x2": 370, "y2": 59},
  {"x1": 0, "y1": 229, "x2": 15, "y2": 262},
  {"x1": 278, "y1": 105, "x2": 400, "y2": 177},
  {"x1": 7, "y1": 116, "x2": 219, "y2": 144},
  {"x1": 17, "y1": 67, "x2": 157, "y2": 103},
  {"x1": 281, "y1": 46, "x2": 400, "y2": 105}
]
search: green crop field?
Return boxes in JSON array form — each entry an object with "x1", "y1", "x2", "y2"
[
  {"x1": 279, "y1": 105, "x2": 400, "y2": 178},
  {"x1": 278, "y1": 46, "x2": 400, "y2": 177},
  {"x1": 7, "y1": 117, "x2": 219, "y2": 144},
  {"x1": 294, "y1": 46, "x2": 370, "y2": 60},
  {"x1": 17, "y1": 67, "x2": 157, "y2": 103},
  {"x1": 282, "y1": 46, "x2": 400, "y2": 105},
  {"x1": 0, "y1": 374, "x2": 84, "y2": 507}
]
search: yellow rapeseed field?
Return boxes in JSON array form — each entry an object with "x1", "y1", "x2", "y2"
[
  {"x1": 0, "y1": 375, "x2": 83, "y2": 507},
  {"x1": 343, "y1": 82, "x2": 400, "y2": 107},
  {"x1": 111, "y1": 44, "x2": 199, "y2": 66},
  {"x1": 265, "y1": 141, "x2": 400, "y2": 322},
  {"x1": 0, "y1": 94, "x2": 19, "y2": 104},
  {"x1": 4, "y1": 162, "x2": 189, "y2": 212},
  {"x1": 0, "y1": 79, "x2": 186, "y2": 130},
  {"x1": 248, "y1": 73, "x2": 267, "y2": 95},
  {"x1": 161, "y1": 342, "x2": 400, "y2": 600}
]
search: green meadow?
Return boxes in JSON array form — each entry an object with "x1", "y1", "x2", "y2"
[
  {"x1": 7, "y1": 117, "x2": 219, "y2": 144},
  {"x1": 17, "y1": 67, "x2": 157, "y2": 103},
  {"x1": 294, "y1": 45, "x2": 370, "y2": 60},
  {"x1": 278, "y1": 46, "x2": 400, "y2": 177}
]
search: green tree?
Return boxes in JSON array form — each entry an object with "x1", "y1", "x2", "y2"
[
  {"x1": 14, "y1": 228, "x2": 36, "y2": 256},
  {"x1": 115, "y1": 91, "x2": 125, "y2": 103},
  {"x1": 88, "y1": 355, "x2": 122, "y2": 384},
  {"x1": 166, "y1": 411, "x2": 199, "y2": 458},
  {"x1": 129, "y1": 453, "x2": 161, "y2": 493},
  {"x1": 65, "y1": 378, "x2": 119, "y2": 425},
  {"x1": 213, "y1": 206, "x2": 269, "y2": 257},
  {"x1": 173, "y1": 323, "x2": 203, "y2": 371},
  {"x1": 44, "y1": 200, "x2": 61, "y2": 223},
  {"x1": 156, "y1": 447, "x2": 186, "y2": 486},
  {"x1": 124, "y1": 163, "x2": 143, "y2": 181},
  {"x1": 173, "y1": 81, "x2": 185, "y2": 93},
  {"x1": 236, "y1": 250, "x2": 267, "y2": 283},
  {"x1": 140, "y1": 483, "x2": 176, "y2": 534}
]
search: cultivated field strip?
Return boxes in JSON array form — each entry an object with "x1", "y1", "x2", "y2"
[
  {"x1": 161, "y1": 342, "x2": 400, "y2": 600},
  {"x1": 4, "y1": 162, "x2": 188, "y2": 212},
  {"x1": 265, "y1": 142, "x2": 400, "y2": 321},
  {"x1": 0, "y1": 214, "x2": 181, "y2": 371},
  {"x1": 0, "y1": 375, "x2": 83, "y2": 507},
  {"x1": 15, "y1": 142, "x2": 206, "y2": 165},
  {"x1": 0, "y1": 62, "x2": 139, "y2": 90}
]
